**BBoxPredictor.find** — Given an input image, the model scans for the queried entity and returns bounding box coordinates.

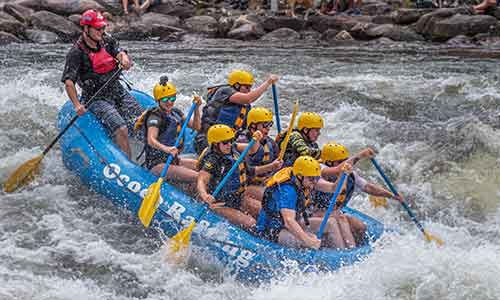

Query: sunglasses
[311,176,321,183]
[220,139,234,145]
[261,122,274,129]
[93,26,106,32]
[159,96,176,103]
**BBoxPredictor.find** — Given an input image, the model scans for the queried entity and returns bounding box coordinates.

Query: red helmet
[80,10,107,28]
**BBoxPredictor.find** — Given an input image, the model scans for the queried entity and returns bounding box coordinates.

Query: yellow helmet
[207,124,235,145]
[247,107,273,126]
[321,143,349,162]
[153,80,176,101]
[297,112,324,130]
[292,156,321,177]
[228,70,254,87]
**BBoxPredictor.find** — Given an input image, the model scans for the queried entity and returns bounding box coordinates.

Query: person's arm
[62,49,86,116]
[146,126,178,157]
[316,162,353,193]
[64,80,86,116]
[281,209,320,249]
[187,95,202,132]
[229,75,279,105]
[235,130,263,155]
[197,170,217,205]
[363,183,404,203]
[109,37,131,70]
[254,159,283,176]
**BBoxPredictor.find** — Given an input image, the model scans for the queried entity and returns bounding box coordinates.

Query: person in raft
[256,156,353,250]
[134,77,202,182]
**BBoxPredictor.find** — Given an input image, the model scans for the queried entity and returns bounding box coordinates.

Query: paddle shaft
[43,67,123,156]
[159,101,198,178]
[317,172,347,239]
[370,158,427,235]
[278,100,298,161]
[272,84,281,133]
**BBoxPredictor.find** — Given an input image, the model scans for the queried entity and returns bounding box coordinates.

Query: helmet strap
[83,27,100,46]
[233,83,241,91]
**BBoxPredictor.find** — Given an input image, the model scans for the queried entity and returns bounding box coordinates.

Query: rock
[301,30,321,41]
[40,0,104,15]
[415,7,468,37]
[308,15,372,32]
[24,28,60,43]
[361,2,392,16]
[141,12,181,36]
[430,14,497,41]
[111,20,149,40]
[320,28,339,41]
[150,0,195,19]
[349,21,378,39]
[260,15,305,32]
[446,34,473,45]
[364,23,424,41]
[335,30,353,40]
[31,10,81,41]
[94,0,122,15]
[0,19,27,36]
[0,11,18,22]
[218,16,235,37]
[392,8,433,25]
[260,27,300,41]
[365,23,395,38]
[184,15,218,37]
[368,36,396,45]
[227,23,263,40]
[68,14,80,26]
[13,0,42,11]
[0,31,22,44]
[372,14,394,24]
[3,3,34,24]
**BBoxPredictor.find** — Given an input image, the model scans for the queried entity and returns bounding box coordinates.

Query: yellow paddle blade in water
[138,178,163,227]
[424,230,444,246]
[3,155,43,193]
[168,220,196,256]
[368,195,388,208]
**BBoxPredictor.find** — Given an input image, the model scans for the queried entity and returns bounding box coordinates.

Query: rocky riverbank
[1,0,500,47]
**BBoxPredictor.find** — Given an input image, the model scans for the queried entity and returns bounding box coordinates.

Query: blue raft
[58,89,384,282]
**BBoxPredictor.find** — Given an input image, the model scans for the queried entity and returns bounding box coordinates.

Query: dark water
[0,40,499,299]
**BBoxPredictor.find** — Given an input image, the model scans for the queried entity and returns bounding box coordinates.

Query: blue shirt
[256,182,298,233]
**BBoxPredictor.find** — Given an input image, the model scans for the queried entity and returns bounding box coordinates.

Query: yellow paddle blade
[3,155,44,193]
[168,220,196,256]
[368,195,388,208]
[278,99,299,161]
[138,178,163,227]
[424,230,444,246]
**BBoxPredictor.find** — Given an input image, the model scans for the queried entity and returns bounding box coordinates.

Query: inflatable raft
[58,89,385,282]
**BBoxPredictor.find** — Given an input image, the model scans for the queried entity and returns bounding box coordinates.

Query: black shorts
[219,192,242,209]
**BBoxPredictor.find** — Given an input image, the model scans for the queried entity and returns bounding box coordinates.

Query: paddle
[370,158,444,246]
[272,84,281,133]
[317,172,347,239]
[278,99,299,161]
[3,67,123,193]
[168,138,257,255]
[138,100,199,227]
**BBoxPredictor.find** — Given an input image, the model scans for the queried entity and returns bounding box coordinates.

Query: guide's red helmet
[80,10,107,28]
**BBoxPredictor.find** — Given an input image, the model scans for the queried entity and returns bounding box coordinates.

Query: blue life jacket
[202,85,250,132]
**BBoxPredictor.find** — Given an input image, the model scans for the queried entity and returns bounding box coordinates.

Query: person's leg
[244,185,265,202]
[278,228,306,248]
[240,193,261,219]
[178,158,198,171]
[115,126,132,158]
[213,207,256,230]
[122,0,129,14]
[473,0,495,13]
[306,217,347,249]
[336,213,356,248]
[116,91,144,158]
[150,163,199,182]
[346,215,367,244]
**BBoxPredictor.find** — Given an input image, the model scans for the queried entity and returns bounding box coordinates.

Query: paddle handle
[317,172,347,239]
[44,67,123,156]
[370,158,426,235]
[159,101,198,178]
[212,139,256,198]
[272,84,281,133]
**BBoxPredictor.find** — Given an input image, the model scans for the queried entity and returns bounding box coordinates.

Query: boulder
[3,3,34,24]
[430,14,497,41]
[0,19,27,36]
[150,0,195,19]
[40,0,104,15]
[349,21,378,39]
[218,16,235,37]
[111,20,149,40]
[446,34,473,45]
[301,30,321,41]
[140,12,181,36]
[308,15,371,32]
[260,27,300,41]
[24,28,60,43]
[415,7,469,37]
[227,23,263,40]
[94,0,122,15]
[0,11,18,22]
[0,31,22,44]
[68,14,81,26]
[372,14,394,24]
[391,8,433,25]
[320,28,339,41]
[367,36,396,45]
[13,0,42,11]
[335,30,354,40]
[31,10,81,41]
[364,23,424,41]
[361,2,392,16]
[184,15,218,37]
[260,15,305,32]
